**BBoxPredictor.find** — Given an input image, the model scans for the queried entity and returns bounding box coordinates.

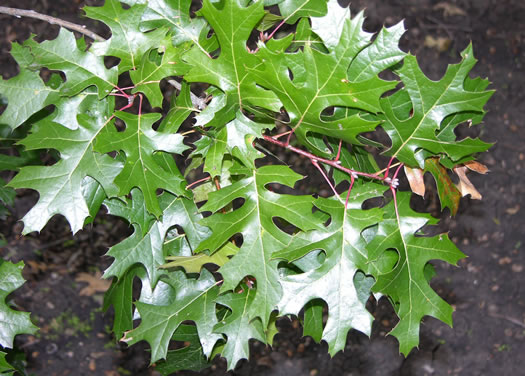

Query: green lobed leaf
[196,165,327,325]
[213,288,266,370]
[273,183,384,355]
[130,39,191,108]
[84,0,168,73]
[15,28,118,98]
[123,269,220,363]
[251,9,396,156]
[380,45,494,167]
[8,94,122,234]
[95,111,188,217]
[0,260,38,348]
[0,69,60,130]
[104,194,211,287]
[365,192,465,355]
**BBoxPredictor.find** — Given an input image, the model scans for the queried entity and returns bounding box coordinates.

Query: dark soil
[1,0,524,375]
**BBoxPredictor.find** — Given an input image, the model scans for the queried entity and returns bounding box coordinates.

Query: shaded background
[0,0,524,375]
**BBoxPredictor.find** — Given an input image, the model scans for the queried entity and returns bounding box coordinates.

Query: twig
[214,176,221,190]
[424,16,472,32]
[186,175,211,190]
[263,135,386,182]
[266,19,287,42]
[0,6,105,42]
[375,162,401,177]
[311,159,340,199]
[488,312,525,329]
[344,175,355,210]
[167,79,207,110]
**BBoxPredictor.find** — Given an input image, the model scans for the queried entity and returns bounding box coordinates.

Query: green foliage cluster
[0,0,492,372]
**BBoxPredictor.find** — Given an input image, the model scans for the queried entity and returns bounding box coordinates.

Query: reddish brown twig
[262,134,403,210]
[311,159,339,197]
[186,176,212,190]
[263,135,386,182]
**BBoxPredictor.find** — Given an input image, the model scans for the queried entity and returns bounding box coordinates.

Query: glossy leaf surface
[0,0,493,372]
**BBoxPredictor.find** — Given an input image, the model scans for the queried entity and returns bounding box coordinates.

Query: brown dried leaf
[26,260,49,273]
[454,166,482,200]
[75,271,111,296]
[433,2,467,17]
[424,36,452,52]
[505,205,520,215]
[464,160,489,174]
[404,166,426,197]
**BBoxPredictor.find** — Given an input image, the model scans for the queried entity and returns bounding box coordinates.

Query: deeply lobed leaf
[366,192,465,355]
[0,0,493,371]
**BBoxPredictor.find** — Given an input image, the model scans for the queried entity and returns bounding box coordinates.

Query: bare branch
[0,6,105,42]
